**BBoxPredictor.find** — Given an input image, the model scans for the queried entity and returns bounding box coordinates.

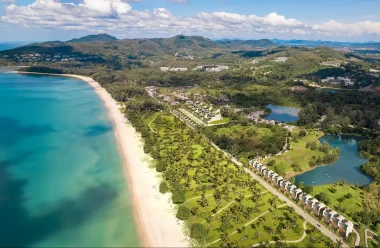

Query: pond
[295,135,374,186]
[265,104,300,122]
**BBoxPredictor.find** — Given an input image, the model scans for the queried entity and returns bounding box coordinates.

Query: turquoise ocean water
[0,73,139,247]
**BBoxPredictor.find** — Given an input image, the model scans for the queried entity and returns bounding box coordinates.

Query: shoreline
[15,71,189,247]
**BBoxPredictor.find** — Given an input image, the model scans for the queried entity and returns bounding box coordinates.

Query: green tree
[176,206,191,220]
[159,182,169,194]
[190,223,208,239]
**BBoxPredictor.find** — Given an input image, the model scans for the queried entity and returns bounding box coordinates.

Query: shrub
[299,130,307,137]
[315,192,330,205]
[302,185,313,194]
[176,206,191,220]
[345,193,353,199]
[156,162,167,172]
[159,182,169,194]
[267,160,276,166]
[329,187,337,193]
[190,223,208,239]
[172,190,186,204]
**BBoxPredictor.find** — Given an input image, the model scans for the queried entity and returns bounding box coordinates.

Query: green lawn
[312,184,363,220]
[263,129,325,178]
[208,118,230,125]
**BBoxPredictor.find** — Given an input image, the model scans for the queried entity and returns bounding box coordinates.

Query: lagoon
[265,104,300,122]
[0,73,139,247]
[295,135,373,186]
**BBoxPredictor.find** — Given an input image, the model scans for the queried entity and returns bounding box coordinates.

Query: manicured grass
[312,184,363,220]
[263,129,325,178]
[208,118,230,125]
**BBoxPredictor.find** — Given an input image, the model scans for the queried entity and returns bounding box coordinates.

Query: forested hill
[216,39,275,48]
[0,35,278,60]
[67,34,118,43]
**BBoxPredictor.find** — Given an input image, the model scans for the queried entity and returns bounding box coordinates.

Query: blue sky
[1,0,380,42]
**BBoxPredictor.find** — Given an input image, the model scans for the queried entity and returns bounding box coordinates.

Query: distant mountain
[216,39,275,48]
[67,34,118,43]
[272,38,380,49]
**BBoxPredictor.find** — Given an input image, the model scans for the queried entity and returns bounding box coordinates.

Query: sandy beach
[14,72,189,247]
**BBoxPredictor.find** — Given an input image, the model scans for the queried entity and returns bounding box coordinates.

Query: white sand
[15,72,189,247]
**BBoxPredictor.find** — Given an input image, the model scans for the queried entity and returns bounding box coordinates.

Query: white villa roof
[341,219,353,226]
[316,202,326,208]
[335,215,345,221]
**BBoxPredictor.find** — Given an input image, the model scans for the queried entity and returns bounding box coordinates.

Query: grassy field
[208,118,230,125]
[263,128,326,178]
[137,111,332,247]
[312,184,364,220]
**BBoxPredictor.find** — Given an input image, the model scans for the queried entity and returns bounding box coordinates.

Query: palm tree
[336,239,343,248]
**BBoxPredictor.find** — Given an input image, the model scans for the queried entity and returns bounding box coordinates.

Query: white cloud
[1,0,380,40]
[168,0,188,4]
[313,20,380,36]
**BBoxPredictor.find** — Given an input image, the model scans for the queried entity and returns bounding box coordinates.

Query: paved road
[365,228,378,248]
[353,228,360,247]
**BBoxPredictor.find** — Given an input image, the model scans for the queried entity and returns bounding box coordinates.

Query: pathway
[148,115,159,134]
[251,221,308,247]
[211,191,269,217]
[365,228,379,248]
[183,194,213,204]
[352,228,360,247]
[206,204,288,247]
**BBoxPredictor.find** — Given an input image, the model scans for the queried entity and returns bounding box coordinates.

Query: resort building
[291,188,303,200]
[259,166,267,175]
[339,219,354,237]
[299,193,312,206]
[276,176,284,186]
[280,181,291,192]
[286,184,296,194]
[312,202,326,216]
[323,208,337,224]
[270,173,278,185]
[306,198,319,211]
[332,214,345,230]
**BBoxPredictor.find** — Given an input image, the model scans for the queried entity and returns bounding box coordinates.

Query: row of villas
[249,160,354,237]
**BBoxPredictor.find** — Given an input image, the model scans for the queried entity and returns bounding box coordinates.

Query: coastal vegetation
[123,106,331,246]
